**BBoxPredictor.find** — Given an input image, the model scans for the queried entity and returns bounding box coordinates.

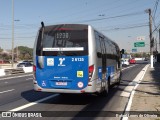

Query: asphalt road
[0,61,148,120]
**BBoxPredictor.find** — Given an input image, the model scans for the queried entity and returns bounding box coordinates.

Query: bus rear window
[36,25,88,56]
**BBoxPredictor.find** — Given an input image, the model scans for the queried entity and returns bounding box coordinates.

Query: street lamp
[11,0,19,67]
[11,0,14,68]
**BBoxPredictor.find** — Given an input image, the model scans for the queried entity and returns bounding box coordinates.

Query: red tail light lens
[33,65,36,80]
[33,65,36,71]
[89,65,94,81]
[89,65,94,73]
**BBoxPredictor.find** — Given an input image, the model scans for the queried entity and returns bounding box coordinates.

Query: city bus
[33,23,121,96]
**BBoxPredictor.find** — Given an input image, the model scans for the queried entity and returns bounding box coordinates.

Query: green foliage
[0,47,3,52]
[0,46,33,61]
[16,46,33,60]
[131,52,150,58]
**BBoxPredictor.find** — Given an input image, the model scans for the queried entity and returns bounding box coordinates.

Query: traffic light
[120,49,125,58]
[121,49,125,54]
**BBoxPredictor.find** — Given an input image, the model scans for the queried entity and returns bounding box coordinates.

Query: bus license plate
[56,82,67,86]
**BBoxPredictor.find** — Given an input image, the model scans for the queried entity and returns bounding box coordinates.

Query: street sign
[134,42,145,47]
[137,36,145,41]
[132,48,137,52]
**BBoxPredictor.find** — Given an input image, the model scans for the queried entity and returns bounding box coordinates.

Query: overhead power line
[152,20,160,33]
[101,24,148,32]
[152,0,160,32]
[0,36,36,39]
[75,11,145,23]
[152,0,159,19]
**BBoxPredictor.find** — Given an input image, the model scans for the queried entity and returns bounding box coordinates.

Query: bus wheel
[100,79,110,97]
[117,72,122,85]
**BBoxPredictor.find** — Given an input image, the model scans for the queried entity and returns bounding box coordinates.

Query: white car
[17,62,33,68]
[121,59,130,66]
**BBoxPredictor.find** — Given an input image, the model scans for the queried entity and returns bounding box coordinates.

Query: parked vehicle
[144,57,149,61]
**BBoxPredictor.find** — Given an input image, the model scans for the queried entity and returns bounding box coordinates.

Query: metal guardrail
[5,68,24,75]
[0,63,33,76]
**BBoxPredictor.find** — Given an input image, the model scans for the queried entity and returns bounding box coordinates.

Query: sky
[0,0,160,53]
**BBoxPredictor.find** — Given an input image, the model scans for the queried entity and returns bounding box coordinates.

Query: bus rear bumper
[33,80,97,94]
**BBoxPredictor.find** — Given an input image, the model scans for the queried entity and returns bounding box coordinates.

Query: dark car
[144,57,149,61]
[22,60,33,65]
[17,62,33,68]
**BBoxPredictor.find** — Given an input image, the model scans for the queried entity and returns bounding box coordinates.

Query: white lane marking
[123,86,134,92]
[0,74,32,81]
[0,89,15,94]
[122,64,149,120]
[122,64,137,71]
[9,94,59,111]
[120,86,134,98]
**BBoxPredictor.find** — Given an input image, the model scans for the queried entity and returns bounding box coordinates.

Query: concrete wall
[135,58,144,60]
[0,66,33,76]
[0,69,5,76]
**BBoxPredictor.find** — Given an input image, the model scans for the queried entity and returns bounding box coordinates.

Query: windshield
[36,24,88,56]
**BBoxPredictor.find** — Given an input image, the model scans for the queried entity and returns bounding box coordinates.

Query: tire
[117,72,122,85]
[100,79,110,97]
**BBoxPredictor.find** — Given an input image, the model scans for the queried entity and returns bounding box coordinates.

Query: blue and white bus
[33,23,121,95]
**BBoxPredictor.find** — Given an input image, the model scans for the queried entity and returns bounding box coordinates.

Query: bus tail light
[89,65,94,81]
[33,65,36,80]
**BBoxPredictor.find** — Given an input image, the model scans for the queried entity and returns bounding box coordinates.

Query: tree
[134,53,141,57]
[0,47,3,52]
[16,46,33,60]
[24,53,31,60]
[0,53,11,61]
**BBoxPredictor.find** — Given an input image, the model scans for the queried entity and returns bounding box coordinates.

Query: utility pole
[155,38,157,52]
[11,0,14,68]
[159,29,160,52]
[146,9,154,68]
[17,46,18,61]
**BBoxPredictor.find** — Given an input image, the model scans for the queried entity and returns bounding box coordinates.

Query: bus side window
[95,32,102,58]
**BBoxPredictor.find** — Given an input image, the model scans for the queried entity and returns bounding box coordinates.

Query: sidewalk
[129,62,160,120]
